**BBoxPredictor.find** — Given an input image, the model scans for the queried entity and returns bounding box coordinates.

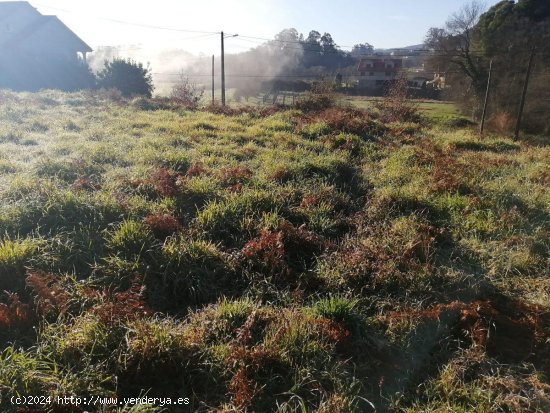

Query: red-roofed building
[357,57,403,90]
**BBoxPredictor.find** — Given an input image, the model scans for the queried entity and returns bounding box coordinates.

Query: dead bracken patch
[144,213,181,239]
[219,165,253,186]
[241,221,329,276]
[150,167,180,197]
[26,270,72,317]
[71,177,101,191]
[0,293,33,330]
[87,275,151,324]
[299,106,386,138]
[382,295,549,364]
[186,162,209,177]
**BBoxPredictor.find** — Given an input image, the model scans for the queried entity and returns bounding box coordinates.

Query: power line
[33,3,218,34]
[31,2,550,59]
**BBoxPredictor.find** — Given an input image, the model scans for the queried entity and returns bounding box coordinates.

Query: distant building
[426,73,446,90]
[408,76,430,89]
[0,1,92,60]
[357,57,403,90]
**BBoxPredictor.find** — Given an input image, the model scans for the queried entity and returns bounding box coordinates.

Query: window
[385,72,392,77]
[369,72,374,76]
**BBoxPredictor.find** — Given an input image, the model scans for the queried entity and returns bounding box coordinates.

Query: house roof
[43,16,93,52]
[0,1,38,25]
[0,1,35,13]
[0,1,92,53]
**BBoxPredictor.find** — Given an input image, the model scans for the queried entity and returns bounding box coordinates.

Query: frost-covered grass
[0,89,548,412]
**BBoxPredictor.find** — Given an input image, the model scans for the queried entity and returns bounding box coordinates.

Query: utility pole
[514,46,536,140]
[220,32,238,107]
[221,31,226,106]
[479,59,493,136]
[211,55,215,105]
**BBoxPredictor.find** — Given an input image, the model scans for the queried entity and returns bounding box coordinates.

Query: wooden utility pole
[221,31,226,106]
[514,46,536,140]
[220,32,238,107]
[211,55,215,105]
[479,59,493,136]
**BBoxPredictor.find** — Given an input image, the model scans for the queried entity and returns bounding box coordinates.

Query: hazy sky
[33,0,503,54]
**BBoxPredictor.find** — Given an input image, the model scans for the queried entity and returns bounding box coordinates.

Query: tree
[274,28,303,48]
[97,58,154,98]
[320,33,337,55]
[425,0,550,132]
[425,1,487,99]
[516,0,550,21]
[351,43,374,57]
[474,0,550,132]
[303,30,323,68]
[305,31,322,47]
[424,1,490,120]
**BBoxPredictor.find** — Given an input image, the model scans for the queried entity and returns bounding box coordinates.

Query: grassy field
[232,92,466,126]
[343,96,463,123]
[0,90,548,412]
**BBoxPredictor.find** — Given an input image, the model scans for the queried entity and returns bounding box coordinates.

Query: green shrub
[97,58,154,98]
[44,314,114,364]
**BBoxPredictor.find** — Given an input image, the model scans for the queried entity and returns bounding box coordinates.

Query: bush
[97,58,154,98]
[316,107,387,138]
[374,75,422,124]
[170,73,204,109]
[294,81,337,112]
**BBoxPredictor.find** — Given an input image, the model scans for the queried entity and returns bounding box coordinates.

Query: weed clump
[317,107,387,138]
[106,220,157,260]
[148,237,232,310]
[26,270,72,318]
[239,221,329,295]
[0,238,42,292]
